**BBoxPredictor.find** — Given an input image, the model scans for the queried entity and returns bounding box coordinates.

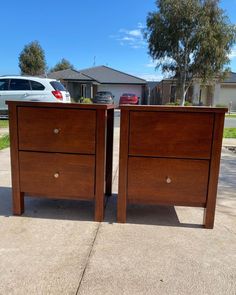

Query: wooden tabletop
[119,105,228,113]
[6,101,116,110]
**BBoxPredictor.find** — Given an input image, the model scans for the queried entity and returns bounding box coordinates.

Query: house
[49,66,147,104]
[150,72,236,110]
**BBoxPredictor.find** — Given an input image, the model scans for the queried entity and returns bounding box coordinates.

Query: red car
[119,93,139,105]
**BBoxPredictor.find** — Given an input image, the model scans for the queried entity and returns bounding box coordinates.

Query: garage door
[97,84,142,104]
[220,86,236,111]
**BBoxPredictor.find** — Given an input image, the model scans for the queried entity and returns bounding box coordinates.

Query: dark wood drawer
[129,111,214,159]
[18,107,96,154]
[128,157,209,206]
[19,152,95,199]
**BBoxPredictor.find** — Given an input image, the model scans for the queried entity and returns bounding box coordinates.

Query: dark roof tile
[79,65,146,84]
[48,69,93,81]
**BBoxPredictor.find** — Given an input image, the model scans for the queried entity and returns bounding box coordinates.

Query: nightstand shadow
[0,187,95,221]
[105,194,203,228]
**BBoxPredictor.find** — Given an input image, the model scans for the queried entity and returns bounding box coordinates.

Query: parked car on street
[93,91,114,104]
[0,76,71,118]
[119,93,139,105]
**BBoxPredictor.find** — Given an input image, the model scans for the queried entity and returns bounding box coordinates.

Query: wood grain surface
[18,107,96,154]
[19,152,95,199]
[129,111,214,159]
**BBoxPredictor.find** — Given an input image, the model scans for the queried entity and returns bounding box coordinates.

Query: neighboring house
[150,72,236,110]
[49,66,147,104]
[48,69,95,100]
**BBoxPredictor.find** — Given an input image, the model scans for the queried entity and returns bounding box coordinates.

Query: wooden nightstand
[7,101,115,221]
[118,105,227,228]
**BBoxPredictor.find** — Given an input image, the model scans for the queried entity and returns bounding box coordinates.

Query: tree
[145,0,236,105]
[50,58,74,72]
[19,41,46,76]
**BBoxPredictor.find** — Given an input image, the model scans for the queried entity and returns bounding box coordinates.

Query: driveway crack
[75,222,101,295]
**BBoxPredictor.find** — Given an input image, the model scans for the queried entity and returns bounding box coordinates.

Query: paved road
[225,117,236,128]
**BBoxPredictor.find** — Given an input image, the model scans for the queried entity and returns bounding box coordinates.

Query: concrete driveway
[0,116,236,295]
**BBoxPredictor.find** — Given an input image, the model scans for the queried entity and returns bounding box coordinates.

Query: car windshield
[50,81,66,91]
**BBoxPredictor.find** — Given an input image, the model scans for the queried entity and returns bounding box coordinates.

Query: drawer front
[129,111,214,159]
[128,157,209,205]
[18,107,96,154]
[19,152,95,199]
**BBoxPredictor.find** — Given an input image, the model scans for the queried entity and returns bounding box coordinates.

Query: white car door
[0,78,10,111]
[7,78,31,103]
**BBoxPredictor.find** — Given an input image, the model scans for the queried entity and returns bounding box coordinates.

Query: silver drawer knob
[53,128,60,134]
[166,177,171,184]
[54,172,59,178]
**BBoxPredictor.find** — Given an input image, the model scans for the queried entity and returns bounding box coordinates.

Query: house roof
[223,72,236,83]
[48,69,93,81]
[79,65,146,84]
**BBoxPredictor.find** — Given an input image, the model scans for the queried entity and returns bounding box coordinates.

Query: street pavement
[0,114,235,295]
[224,117,236,128]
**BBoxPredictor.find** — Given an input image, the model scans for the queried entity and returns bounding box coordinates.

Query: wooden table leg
[8,104,25,216]
[117,110,129,223]
[203,113,224,229]
[13,192,24,215]
[105,108,114,196]
[95,109,106,221]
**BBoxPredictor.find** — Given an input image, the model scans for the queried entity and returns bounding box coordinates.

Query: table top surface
[6,101,116,110]
[119,104,228,113]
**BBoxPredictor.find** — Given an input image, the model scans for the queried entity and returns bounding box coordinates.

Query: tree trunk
[179,71,187,106]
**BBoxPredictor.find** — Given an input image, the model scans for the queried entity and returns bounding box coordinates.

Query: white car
[0,76,71,118]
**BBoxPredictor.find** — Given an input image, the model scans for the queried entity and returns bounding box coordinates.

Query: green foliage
[0,120,9,128]
[80,97,93,104]
[166,100,192,106]
[50,58,74,72]
[166,102,179,106]
[19,41,46,75]
[224,128,236,138]
[145,0,236,105]
[215,104,227,108]
[184,101,192,106]
[0,134,10,150]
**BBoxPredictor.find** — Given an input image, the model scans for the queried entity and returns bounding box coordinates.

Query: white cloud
[229,46,236,59]
[128,29,142,37]
[145,60,157,68]
[121,36,135,41]
[135,73,163,81]
[112,24,147,49]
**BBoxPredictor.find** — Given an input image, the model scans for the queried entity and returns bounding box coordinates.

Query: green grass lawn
[225,114,236,118]
[224,128,236,138]
[0,120,9,128]
[0,134,10,150]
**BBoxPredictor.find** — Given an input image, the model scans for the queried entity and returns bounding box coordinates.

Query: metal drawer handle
[54,172,60,179]
[53,128,60,134]
[166,177,171,184]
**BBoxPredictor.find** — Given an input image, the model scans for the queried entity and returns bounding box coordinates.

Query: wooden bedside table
[118,105,227,228]
[7,101,115,222]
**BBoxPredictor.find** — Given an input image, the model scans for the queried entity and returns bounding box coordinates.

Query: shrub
[80,97,93,104]
[215,104,227,108]
[184,101,193,106]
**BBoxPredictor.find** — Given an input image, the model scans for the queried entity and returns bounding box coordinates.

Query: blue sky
[0,0,236,80]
